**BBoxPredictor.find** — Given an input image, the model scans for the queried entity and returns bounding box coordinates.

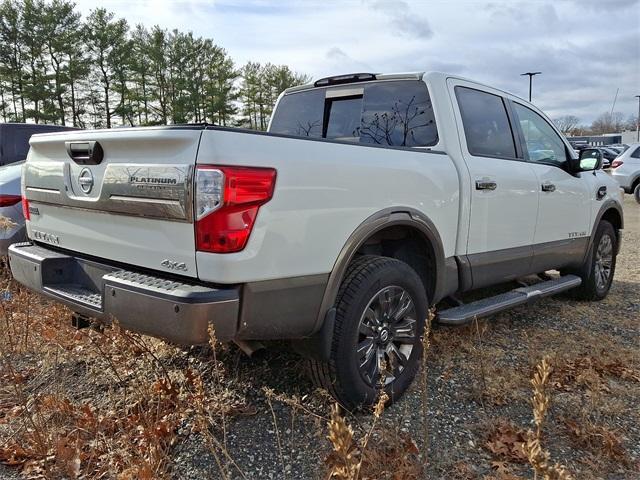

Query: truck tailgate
[23,128,202,278]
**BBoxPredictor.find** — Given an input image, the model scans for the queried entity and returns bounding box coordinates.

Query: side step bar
[437,275,582,325]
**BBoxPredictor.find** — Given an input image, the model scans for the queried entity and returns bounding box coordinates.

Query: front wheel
[308,256,428,410]
[570,220,617,300]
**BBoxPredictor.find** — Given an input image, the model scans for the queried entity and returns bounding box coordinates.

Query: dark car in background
[596,147,622,169]
[1,123,78,166]
[0,123,78,255]
[0,161,25,255]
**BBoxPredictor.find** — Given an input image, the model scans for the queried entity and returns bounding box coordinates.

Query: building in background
[621,130,639,144]
[567,134,622,146]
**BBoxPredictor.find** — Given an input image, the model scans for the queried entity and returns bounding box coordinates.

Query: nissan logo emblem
[78,168,94,194]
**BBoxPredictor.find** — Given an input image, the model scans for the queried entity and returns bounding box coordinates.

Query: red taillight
[611,160,623,169]
[0,194,22,208]
[22,197,30,221]
[195,166,276,253]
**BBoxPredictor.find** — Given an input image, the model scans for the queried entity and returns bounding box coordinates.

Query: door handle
[475,180,497,191]
[541,182,556,192]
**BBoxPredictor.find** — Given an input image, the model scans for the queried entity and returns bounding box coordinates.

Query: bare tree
[591,111,624,134]
[553,115,580,135]
[625,114,639,131]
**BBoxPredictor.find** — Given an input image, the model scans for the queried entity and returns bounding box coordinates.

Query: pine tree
[0,1,309,129]
[0,0,26,121]
[43,0,81,125]
[85,8,129,128]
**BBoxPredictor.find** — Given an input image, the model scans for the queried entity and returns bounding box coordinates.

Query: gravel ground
[1,195,638,480]
[170,194,639,479]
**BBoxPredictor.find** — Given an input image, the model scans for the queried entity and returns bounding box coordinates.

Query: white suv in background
[610,143,640,203]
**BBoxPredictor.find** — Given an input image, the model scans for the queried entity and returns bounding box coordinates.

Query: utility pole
[636,95,640,142]
[521,72,542,102]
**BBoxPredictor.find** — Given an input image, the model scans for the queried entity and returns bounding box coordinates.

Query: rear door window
[455,86,517,159]
[270,80,438,147]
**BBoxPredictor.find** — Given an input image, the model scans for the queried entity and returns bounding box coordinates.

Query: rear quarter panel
[195,129,460,283]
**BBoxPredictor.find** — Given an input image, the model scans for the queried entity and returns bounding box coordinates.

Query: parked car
[0,161,24,255]
[0,123,78,167]
[7,72,623,409]
[599,147,619,165]
[0,123,78,255]
[569,140,590,151]
[610,142,640,203]
[609,143,629,152]
[605,146,625,156]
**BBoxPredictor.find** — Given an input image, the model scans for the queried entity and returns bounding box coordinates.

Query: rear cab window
[269,80,438,147]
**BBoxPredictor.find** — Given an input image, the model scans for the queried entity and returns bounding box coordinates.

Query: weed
[522,357,572,480]
[420,307,434,459]
[326,402,359,480]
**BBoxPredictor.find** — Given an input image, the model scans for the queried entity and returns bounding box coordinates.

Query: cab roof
[283,71,524,103]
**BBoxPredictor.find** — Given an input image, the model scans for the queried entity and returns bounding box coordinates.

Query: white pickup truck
[8,72,623,409]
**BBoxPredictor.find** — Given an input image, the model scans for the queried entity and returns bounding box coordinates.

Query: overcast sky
[73,0,640,124]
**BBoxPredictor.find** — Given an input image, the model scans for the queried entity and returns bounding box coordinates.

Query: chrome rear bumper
[8,242,239,344]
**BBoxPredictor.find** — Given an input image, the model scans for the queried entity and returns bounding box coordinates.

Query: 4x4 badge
[78,168,94,194]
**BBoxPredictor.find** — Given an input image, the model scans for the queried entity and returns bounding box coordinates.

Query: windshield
[269,80,438,147]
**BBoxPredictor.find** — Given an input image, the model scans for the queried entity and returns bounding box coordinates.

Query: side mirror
[578,148,602,171]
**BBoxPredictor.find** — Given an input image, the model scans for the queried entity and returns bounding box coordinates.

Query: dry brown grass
[326,403,359,480]
[420,307,434,459]
[563,417,628,464]
[522,357,572,480]
[1,202,639,479]
[0,269,250,479]
[0,215,17,232]
[325,354,425,479]
[325,390,422,480]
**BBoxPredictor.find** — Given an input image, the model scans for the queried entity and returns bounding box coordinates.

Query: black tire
[634,182,640,204]
[571,220,617,301]
[308,255,428,410]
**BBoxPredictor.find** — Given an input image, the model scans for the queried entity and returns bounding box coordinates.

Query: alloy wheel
[594,234,613,291]
[356,286,418,387]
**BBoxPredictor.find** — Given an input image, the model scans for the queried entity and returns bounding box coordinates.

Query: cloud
[324,47,374,76]
[369,0,433,39]
[326,47,348,60]
[566,0,639,10]
[71,0,640,123]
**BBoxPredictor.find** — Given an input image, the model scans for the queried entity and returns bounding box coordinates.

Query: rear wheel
[570,220,617,300]
[309,255,427,410]
[633,182,640,204]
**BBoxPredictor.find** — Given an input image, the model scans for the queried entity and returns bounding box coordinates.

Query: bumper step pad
[45,284,102,309]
